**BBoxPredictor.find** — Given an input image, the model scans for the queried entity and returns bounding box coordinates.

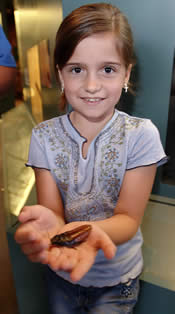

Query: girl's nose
[84,73,101,93]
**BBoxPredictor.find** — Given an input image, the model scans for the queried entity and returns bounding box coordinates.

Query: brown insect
[50,224,92,248]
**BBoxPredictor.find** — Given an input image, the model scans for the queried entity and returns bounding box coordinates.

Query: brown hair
[54,3,136,110]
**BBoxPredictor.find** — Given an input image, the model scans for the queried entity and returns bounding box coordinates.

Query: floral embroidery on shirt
[33,113,145,222]
[55,153,69,169]
[125,116,142,129]
[104,148,119,162]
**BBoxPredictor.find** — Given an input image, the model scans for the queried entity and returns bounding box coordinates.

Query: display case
[0,103,36,230]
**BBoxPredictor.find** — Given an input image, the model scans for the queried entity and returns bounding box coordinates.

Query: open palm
[48,221,116,282]
[15,206,116,281]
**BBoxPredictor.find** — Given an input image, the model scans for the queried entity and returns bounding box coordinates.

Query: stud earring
[124,82,128,93]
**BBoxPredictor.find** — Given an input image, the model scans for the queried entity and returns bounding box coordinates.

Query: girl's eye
[104,66,114,73]
[72,67,82,73]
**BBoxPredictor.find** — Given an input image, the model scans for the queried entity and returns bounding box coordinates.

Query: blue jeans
[44,267,140,314]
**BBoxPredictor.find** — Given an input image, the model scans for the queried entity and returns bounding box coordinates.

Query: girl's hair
[54,3,136,110]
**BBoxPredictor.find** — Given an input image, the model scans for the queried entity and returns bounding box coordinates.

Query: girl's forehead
[68,32,123,63]
[75,32,119,49]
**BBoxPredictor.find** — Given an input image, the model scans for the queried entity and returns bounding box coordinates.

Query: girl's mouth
[81,97,104,103]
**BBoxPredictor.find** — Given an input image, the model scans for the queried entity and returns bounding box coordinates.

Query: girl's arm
[15,168,66,263]
[34,168,65,227]
[94,164,157,244]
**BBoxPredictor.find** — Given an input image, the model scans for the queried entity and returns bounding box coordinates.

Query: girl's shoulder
[117,110,158,136]
[117,110,146,126]
[32,114,66,137]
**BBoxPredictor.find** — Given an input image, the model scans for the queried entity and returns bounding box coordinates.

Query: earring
[124,82,128,93]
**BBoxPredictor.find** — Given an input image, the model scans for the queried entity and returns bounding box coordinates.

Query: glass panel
[1,104,35,229]
[0,121,19,314]
[14,0,63,122]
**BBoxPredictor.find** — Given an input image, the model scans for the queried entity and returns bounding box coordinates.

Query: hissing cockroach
[51,224,92,248]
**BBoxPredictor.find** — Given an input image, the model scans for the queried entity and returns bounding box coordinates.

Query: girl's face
[59,32,132,123]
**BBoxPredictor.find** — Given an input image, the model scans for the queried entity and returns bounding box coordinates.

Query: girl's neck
[69,110,114,142]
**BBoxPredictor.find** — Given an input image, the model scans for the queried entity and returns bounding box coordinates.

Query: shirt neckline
[64,109,119,144]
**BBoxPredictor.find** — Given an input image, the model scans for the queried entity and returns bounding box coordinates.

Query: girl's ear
[125,64,132,83]
[57,67,64,89]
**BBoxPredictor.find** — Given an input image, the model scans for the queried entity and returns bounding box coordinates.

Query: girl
[15,3,167,313]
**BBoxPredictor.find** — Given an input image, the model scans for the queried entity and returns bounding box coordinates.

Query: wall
[62,0,175,199]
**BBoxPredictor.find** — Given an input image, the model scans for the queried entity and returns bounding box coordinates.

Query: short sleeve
[127,119,168,170]
[0,26,16,67]
[26,128,50,170]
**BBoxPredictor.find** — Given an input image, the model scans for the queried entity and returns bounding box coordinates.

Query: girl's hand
[15,210,116,282]
[48,222,117,282]
[14,205,64,264]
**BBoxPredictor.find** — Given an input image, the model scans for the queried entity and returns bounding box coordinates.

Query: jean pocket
[120,278,139,298]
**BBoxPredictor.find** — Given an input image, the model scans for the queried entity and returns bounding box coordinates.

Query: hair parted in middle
[54,2,136,110]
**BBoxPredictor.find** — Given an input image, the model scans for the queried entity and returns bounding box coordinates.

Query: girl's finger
[61,257,77,272]
[70,250,95,282]
[59,249,78,271]
[48,247,62,270]
[14,225,38,244]
[28,250,49,264]
[97,234,117,259]
[21,239,49,255]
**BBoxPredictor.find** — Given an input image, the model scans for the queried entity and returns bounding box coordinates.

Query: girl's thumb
[18,205,42,223]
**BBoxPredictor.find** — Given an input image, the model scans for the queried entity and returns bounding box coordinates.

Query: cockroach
[50,224,92,248]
